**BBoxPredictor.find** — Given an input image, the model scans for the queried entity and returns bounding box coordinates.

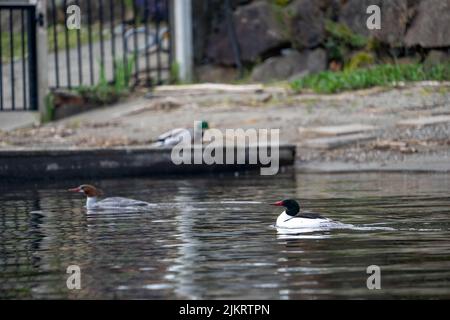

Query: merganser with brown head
[68,184,154,210]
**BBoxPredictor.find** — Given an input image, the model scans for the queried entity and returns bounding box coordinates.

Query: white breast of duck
[272,199,330,229]
[276,211,330,228]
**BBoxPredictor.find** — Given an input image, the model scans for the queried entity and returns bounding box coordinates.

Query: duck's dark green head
[200,121,209,130]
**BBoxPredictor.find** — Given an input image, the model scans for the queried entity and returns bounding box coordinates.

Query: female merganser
[272,199,331,229]
[68,184,154,210]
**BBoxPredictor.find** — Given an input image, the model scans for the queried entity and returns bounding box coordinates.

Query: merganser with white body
[272,199,331,229]
[68,184,154,210]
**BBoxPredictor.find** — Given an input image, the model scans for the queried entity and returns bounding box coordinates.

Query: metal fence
[0,4,38,111]
[48,0,171,90]
[0,0,171,112]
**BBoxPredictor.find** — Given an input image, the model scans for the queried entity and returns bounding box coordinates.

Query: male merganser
[272,199,331,229]
[153,120,209,147]
[68,184,154,210]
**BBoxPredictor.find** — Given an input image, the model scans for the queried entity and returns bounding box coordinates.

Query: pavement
[0,111,39,131]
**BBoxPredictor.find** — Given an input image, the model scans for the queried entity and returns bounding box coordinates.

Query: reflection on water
[1,172,450,299]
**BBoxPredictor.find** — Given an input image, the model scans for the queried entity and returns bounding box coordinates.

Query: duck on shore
[152,121,209,147]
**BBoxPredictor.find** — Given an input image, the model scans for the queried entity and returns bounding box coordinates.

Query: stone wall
[194,0,450,83]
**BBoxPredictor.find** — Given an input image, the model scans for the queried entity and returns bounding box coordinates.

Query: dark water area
[1,172,450,299]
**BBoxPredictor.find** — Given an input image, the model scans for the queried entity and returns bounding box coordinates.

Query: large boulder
[424,50,450,69]
[339,0,381,37]
[206,1,289,65]
[195,64,239,83]
[251,48,327,82]
[286,0,326,49]
[339,0,409,46]
[374,0,409,46]
[405,0,450,48]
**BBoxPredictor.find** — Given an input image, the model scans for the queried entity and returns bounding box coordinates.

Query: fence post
[173,0,193,83]
[33,0,49,121]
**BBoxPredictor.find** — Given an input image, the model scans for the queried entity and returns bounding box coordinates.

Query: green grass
[324,20,368,49]
[75,56,135,105]
[291,63,450,94]
[323,20,369,65]
[0,31,28,63]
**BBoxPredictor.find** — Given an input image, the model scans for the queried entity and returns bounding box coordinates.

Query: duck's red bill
[271,201,283,206]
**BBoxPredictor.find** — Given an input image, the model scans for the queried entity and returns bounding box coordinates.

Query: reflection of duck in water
[68,185,154,210]
[152,121,209,147]
[272,199,331,229]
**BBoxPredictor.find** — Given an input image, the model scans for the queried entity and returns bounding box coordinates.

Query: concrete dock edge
[0,145,295,180]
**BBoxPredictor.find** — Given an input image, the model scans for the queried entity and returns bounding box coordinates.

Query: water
[1,172,450,299]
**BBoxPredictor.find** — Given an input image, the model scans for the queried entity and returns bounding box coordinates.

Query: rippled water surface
[1,172,450,299]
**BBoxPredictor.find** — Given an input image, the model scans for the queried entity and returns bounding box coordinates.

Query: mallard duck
[153,121,209,147]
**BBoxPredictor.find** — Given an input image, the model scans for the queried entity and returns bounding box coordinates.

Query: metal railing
[48,0,171,90]
[0,4,38,111]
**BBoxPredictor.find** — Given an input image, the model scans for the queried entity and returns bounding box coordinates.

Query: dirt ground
[1,82,450,171]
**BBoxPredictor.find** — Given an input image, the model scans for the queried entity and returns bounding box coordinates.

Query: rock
[373,0,409,46]
[318,0,341,20]
[195,64,239,83]
[405,0,450,48]
[397,115,450,127]
[302,133,377,149]
[339,0,380,37]
[53,89,85,108]
[424,50,450,69]
[339,0,408,46]
[251,49,326,82]
[298,124,377,139]
[206,1,289,65]
[286,0,325,49]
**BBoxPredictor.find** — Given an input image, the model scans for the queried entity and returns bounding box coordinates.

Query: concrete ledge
[296,157,450,173]
[0,112,39,132]
[0,145,295,180]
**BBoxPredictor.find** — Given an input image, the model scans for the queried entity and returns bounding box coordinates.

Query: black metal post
[87,0,94,85]
[9,9,15,110]
[99,0,105,78]
[21,10,27,109]
[76,0,82,86]
[144,0,151,85]
[133,0,139,85]
[110,0,117,83]
[121,0,129,85]
[64,0,72,89]
[27,6,38,111]
[0,10,4,111]
[51,0,60,88]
